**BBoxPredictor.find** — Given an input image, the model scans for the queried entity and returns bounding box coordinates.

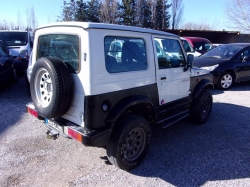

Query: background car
[193,43,250,90]
[0,40,17,87]
[0,31,34,73]
[182,36,213,54]
[180,37,201,57]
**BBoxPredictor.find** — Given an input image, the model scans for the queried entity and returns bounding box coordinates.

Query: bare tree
[181,19,212,30]
[99,0,118,24]
[26,7,31,30]
[17,11,25,30]
[30,6,38,31]
[224,0,250,33]
[26,6,38,31]
[181,18,222,31]
[171,0,183,29]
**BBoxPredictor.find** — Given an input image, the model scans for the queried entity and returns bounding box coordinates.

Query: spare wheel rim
[34,68,53,107]
[221,74,232,88]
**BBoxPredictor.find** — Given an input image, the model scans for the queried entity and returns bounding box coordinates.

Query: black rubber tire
[30,57,73,118]
[217,71,234,90]
[106,115,151,171]
[190,89,213,124]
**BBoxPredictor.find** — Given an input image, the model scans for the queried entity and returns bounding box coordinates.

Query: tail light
[18,50,29,60]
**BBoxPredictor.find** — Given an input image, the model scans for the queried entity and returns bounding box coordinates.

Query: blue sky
[0,0,230,30]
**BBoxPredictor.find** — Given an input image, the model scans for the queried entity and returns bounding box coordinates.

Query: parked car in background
[180,37,201,57]
[193,43,250,90]
[182,37,213,54]
[0,40,17,87]
[212,43,224,49]
[0,31,34,73]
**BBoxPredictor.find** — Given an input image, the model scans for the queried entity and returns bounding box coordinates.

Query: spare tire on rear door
[30,57,73,118]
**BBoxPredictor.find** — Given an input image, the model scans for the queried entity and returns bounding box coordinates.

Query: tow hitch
[46,129,59,140]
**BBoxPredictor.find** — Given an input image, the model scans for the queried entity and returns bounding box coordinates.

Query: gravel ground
[1,76,250,187]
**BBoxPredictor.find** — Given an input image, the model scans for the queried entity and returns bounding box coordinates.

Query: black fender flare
[192,79,213,98]
[105,95,154,123]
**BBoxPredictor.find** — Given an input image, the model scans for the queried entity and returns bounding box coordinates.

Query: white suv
[26,22,213,171]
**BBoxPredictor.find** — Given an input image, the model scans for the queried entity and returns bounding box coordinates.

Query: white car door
[153,35,190,105]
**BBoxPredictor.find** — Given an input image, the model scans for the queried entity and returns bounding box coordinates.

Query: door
[235,47,250,81]
[153,36,190,104]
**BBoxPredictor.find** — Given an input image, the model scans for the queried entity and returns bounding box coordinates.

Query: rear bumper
[26,103,112,147]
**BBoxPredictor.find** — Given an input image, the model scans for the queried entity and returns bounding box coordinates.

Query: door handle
[161,77,166,80]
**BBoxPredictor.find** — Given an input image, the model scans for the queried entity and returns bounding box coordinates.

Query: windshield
[202,45,244,59]
[181,39,195,52]
[0,32,28,46]
[193,41,212,52]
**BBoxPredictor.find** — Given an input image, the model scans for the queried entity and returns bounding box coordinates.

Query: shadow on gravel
[130,102,250,186]
[0,75,31,135]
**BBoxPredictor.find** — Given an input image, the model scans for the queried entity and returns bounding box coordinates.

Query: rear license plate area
[45,119,63,133]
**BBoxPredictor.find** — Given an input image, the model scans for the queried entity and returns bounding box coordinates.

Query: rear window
[0,32,28,46]
[193,42,212,51]
[37,34,80,72]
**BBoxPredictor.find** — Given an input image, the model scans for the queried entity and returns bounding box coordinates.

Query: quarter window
[104,36,148,73]
[37,34,80,72]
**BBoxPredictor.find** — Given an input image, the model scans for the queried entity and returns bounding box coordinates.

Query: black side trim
[50,118,112,147]
[191,75,213,98]
[84,84,159,129]
[155,97,192,123]
[105,95,155,123]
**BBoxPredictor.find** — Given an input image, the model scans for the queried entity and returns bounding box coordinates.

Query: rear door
[235,47,250,80]
[152,35,190,104]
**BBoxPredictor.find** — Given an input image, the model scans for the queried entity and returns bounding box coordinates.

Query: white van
[0,31,34,71]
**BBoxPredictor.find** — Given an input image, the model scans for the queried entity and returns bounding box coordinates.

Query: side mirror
[184,54,194,71]
[187,54,194,67]
[242,56,250,62]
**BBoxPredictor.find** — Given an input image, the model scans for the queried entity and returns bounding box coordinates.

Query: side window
[37,34,79,72]
[104,36,148,73]
[237,48,250,60]
[154,38,186,69]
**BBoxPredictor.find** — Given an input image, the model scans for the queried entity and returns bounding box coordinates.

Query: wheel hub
[122,127,146,161]
[35,68,53,107]
[201,97,211,118]
[221,74,232,88]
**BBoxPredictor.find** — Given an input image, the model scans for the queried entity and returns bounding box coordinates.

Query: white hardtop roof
[37,22,177,37]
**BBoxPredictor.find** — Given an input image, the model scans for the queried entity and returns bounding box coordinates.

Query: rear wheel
[190,89,213,124]
[106,115,151,171]
[217,71,234,90]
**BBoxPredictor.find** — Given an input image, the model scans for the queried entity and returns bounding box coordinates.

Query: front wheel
[217,71,234,90]
[106,115,151,171]
[190,89,213,124]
